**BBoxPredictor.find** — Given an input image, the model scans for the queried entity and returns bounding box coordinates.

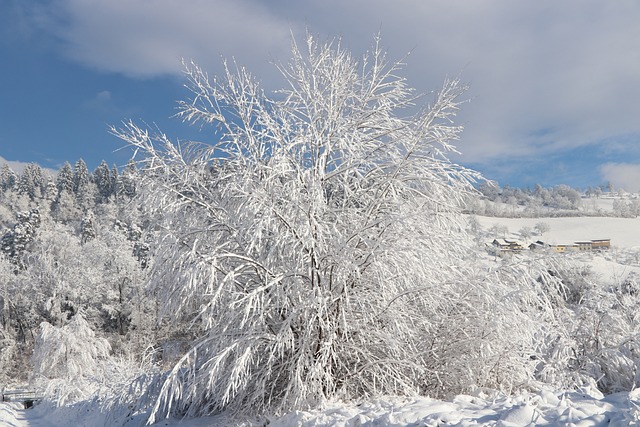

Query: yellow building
[591,239,611,250]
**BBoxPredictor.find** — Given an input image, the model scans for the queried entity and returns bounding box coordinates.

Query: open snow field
[4,387,640,426]
[270,389,640,426]
[475,216,640,250]
[475,215,640,286]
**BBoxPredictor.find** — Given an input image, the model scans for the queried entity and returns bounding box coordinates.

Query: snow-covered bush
[31,313,112,405]
[533,255,640,395]
[113,35,556,421]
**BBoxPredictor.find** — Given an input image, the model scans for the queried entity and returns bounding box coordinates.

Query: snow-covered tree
[0,165,160,395]
[466,215,481,235]
[1,208,41,269]
[81,213,96,244]
[31,312,112,404]
[112,35,553,421]
[0,257,41,385]
[93,160,112,202]
[56,162,75,195]
[73,159,90,195]
[110,164,120,198]
[535,221,550,236]
[593,186,603,198]
[93,229,151,338]
[44,179,58,202]
[17,163,44,200]
[478,180,499,199]
[32,312,110,379]
[613,199,632,218]
[550,185,581,210]
[0,164,17,191]
[76,181,98,212]
[630,199,640,218]
[607,182,615,193]
[519,226,533,240]
[51,189,80,224]
[120,160,138,198]
[533,256,640,395]
[489,223,509,238]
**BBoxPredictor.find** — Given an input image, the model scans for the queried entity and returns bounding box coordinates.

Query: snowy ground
[4,387,640,426]
[269,388,640,426]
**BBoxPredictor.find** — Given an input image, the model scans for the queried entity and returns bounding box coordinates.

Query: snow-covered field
[4,387,640,426]
[270,388,640,426]
[475,215,640,250]
[475,215,640,286]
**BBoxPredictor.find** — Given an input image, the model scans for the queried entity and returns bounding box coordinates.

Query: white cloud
[0,155,57,176]
[84,90,114,111]
[95,90,111,102]
[34,0,294,80]
[28,0,640,167]
[600,163,640,193]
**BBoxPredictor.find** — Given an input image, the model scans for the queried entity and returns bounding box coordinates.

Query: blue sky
[2,1,640,191]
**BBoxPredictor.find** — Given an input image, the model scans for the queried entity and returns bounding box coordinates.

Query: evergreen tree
[93,160,112,202]
[17,163,44,200]
[56,162,75,194]
[110,164,120,199]
[76,181,98,213]
[120,160,137,198]
[0,164,17,192]
[1,208,41,269]
[73,159,90,195]
[45,179,58,202]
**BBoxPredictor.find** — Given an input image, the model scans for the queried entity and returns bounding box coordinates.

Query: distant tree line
[468,181,640,218]
[0,158,138,205]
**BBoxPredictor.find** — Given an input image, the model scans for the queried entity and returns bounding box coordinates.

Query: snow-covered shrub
[31,313,112,405]
[575,283,640,394]
[533,255,640,395]
[113,35,555,421]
